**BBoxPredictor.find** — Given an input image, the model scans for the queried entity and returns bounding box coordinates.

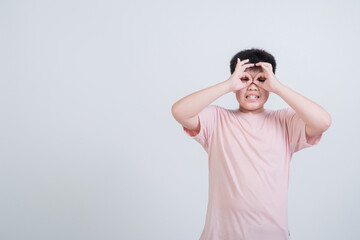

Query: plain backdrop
[1,0,359,239]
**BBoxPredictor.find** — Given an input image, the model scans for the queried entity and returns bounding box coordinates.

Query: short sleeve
[284,108,322,153]
[183,105,218,150]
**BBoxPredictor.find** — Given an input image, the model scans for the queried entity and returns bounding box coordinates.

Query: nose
[247,82,259,90]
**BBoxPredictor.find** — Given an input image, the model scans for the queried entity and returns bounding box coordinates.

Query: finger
[255,62,268,68]
[236,58,250,69]
[253,73,266,84]
[256,62,272,71]
[239,72,252,82]
[243,72,253,79]
[241,79,252,89]
[234,58,246,71]
[253,79,265,89]
[254,72,266,80]
[239,58,250,65]
[256,61,271,66]
[255,63,272,74]
[256,84,266,90]
[241,63,255,70]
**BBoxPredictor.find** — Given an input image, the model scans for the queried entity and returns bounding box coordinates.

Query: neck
[239,106,265,114]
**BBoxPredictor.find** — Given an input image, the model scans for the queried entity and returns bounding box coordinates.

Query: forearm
[275,84,332,130]
[172,80,231,120]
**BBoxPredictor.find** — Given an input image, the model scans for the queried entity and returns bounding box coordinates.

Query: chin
[239,101,266,112]
[241,102,265,109]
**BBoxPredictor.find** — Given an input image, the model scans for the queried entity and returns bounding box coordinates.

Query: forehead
[245,67,263,77]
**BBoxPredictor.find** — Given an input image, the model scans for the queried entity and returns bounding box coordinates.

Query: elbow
[171,103,180,120]
[321,112,332,131]
[310,112,332,133]
[325,112,332,129]
[172,102,191,123]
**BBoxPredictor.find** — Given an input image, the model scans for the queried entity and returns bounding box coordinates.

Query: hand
[253,62,283,93]
[226,58,255,93]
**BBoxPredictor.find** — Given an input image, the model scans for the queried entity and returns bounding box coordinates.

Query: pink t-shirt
[182,105,322,240]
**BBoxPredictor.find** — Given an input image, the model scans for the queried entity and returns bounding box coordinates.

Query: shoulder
[211,105,238,116]
[268,108,294,116]
[200,105,238,120]
[207,104,223,110]
[203,104,226,114]
[264,108,295,123]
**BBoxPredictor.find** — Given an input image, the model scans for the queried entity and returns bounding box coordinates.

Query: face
[235,68,270,113]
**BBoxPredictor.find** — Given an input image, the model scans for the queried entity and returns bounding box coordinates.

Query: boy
[171,48,331,240]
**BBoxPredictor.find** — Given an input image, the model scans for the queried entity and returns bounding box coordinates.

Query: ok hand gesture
[253,62,283,94]
[227,58,255,93]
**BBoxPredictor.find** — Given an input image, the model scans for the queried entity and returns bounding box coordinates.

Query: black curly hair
[230,48,277,74]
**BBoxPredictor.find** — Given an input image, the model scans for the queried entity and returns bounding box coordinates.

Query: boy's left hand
[253,62,283,94]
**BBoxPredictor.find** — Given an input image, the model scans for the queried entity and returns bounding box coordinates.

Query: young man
[171,48,331,240]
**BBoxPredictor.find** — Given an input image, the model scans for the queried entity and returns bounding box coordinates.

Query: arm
[254,62,332,138]
[171,80,230,131]
[171,58,254,131]
[275,84,332,137]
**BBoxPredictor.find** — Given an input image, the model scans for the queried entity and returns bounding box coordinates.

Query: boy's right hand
[226,58,255,93]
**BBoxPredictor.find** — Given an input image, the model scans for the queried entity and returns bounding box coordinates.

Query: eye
[258,78,266,82]
[241,78,249,81]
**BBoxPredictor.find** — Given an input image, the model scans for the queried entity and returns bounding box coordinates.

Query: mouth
[245,95,260,102]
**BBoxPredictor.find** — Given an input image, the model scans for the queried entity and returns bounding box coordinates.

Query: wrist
[274,83,286,95]
[222,78,233,93]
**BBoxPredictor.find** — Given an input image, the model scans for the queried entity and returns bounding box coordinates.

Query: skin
[230,58,332,137]
[234,67,270,114]
[172,58,332,138]
[228,58,272,114]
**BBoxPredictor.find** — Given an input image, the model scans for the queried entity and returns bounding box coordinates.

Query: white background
[1,0,359,239]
